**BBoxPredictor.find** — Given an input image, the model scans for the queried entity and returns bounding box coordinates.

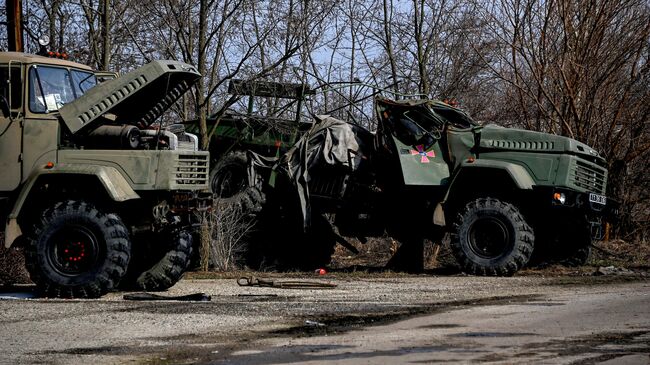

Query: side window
[71,70,97,96]
[0,65,23,109]
[28,67,46,113]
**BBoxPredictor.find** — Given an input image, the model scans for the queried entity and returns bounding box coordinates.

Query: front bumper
[531,187,618,240]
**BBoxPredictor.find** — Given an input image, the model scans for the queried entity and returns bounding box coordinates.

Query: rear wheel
[210,151,265,214]
[211,151,248,200]
[24,200,131,298]
[123,230,193,291]
[451,197,534,276]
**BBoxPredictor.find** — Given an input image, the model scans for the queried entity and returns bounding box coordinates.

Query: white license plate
[589,193,607,205]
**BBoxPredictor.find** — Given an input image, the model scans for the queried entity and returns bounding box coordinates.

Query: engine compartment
[66,121,199,151]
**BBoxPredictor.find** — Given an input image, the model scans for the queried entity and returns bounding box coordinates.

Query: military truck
[0,52,210,298]
[183,79,313,211]
[248,96,613,275]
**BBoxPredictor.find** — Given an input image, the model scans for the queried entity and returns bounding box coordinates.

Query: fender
[4,164,139,248]
[433,160,535,226]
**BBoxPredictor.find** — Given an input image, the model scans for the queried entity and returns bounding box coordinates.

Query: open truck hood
[59,60,200,135]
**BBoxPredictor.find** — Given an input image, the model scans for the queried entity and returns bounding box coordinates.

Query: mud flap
[4,218,22,248]
[433,203,446,226]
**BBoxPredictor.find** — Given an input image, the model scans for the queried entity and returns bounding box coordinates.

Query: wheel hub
[468,217,511,259]
[49,227,99,275]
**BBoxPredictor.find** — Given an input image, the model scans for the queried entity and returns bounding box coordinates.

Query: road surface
[0,275,648,364]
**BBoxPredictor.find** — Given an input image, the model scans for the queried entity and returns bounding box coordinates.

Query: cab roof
[0,52,93,70]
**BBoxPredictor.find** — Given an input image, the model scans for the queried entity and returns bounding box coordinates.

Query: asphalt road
[0,275,648,364]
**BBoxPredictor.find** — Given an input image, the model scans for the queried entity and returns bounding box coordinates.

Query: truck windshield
[28,66,96,113]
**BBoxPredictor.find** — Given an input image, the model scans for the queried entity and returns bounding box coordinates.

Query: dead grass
[590,239,650,270]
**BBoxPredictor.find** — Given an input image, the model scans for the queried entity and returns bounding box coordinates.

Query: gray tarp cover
[248,115,361,227]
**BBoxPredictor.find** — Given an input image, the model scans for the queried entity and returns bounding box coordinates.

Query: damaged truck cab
[0,52,210,298]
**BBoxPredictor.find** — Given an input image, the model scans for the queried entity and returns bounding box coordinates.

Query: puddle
[522,301,566,306]
[453,332,538,338]
[417,323,463,329]
[0,291,38,300]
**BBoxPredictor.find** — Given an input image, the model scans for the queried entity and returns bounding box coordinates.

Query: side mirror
[0,95,10,118]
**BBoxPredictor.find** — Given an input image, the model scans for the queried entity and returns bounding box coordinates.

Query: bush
[200,200,256,271]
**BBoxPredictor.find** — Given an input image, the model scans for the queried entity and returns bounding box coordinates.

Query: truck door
[381,104,450,186]
[0,63,23,191]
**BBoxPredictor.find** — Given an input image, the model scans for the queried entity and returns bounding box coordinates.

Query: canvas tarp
[248,115,361,227]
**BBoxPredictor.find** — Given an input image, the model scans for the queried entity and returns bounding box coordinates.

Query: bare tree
[481,0,650,239]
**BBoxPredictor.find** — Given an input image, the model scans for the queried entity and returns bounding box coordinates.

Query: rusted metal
[237,276,337,289]
[6,0,23,52]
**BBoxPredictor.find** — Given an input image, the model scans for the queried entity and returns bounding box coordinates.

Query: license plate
[589,193,607,205]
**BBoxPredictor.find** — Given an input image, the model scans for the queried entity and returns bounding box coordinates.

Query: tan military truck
[0,52,210,298]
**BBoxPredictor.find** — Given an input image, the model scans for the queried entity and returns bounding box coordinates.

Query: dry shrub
[591,239,650,269]
[330,234,458,271]
[201,200,256,271]
[0,234,30,285]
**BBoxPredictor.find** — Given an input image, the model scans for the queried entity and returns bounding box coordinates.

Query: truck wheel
[451,198,534,276]
[210,151,265,214]
[24,200,131,298]
[135,230,193,291]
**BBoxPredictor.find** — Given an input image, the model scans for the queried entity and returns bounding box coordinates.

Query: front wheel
[24,200,131,298]
[451,197,534,276]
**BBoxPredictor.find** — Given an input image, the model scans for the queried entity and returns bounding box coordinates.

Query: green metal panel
[57,149,210,191]
[8,163,140,220]
[457,159,536,189]
[21,118,58,182]
[478,152,558,185]
[394,136,450,186]
[0,114,22,190]
[479,124,605,163]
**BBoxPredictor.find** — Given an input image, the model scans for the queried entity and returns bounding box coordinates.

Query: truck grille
[174,154,209,187]
[570,160,606,194]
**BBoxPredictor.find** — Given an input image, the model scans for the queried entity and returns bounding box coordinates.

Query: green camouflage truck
[249,96,614,274]
[0,52,210,298]
[183,79,313,211]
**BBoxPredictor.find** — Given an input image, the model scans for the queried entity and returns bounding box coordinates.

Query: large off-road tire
[210,151,265,214]
[24,200,131,298]
[134,230,193,291]
[451,198,534,276]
